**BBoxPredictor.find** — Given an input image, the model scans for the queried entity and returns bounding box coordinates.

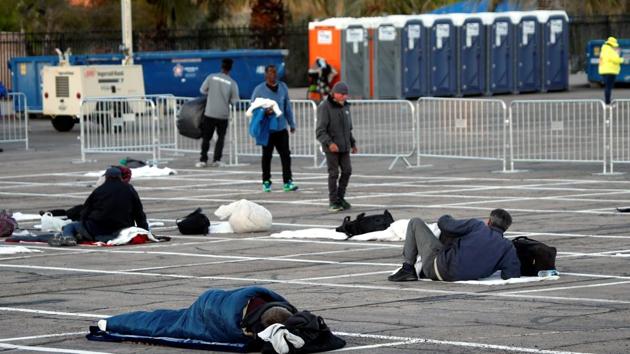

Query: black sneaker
[388,266,418,282]
[339,198,351,210]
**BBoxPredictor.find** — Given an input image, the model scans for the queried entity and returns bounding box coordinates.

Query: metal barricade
[0,92,28,150]
[154,95,198,155]
[343,100,416,169]
[610,99,630,173]
[230,99,318,167]
[80,97,157,162]
[508,99,608,173]
[416,98,507,170]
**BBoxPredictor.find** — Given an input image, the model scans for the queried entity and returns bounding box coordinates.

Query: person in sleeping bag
[96,286,297,349]
[47,167,148,247]
[388,208,520,282]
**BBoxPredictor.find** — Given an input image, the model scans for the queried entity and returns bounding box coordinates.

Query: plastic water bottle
[537,269,559,277]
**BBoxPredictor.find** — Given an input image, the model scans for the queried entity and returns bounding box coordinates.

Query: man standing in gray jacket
[196,58,240,168]
[316,82,357,212]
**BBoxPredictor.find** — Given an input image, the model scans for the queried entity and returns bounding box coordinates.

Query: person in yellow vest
[598,36,624,105]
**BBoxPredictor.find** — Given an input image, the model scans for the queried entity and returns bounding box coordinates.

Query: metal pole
[121,0,133,65]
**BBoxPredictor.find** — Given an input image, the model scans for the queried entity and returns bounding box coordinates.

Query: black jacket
[80,178,148,237]
[436,215,521,281]
[316,96,356,153]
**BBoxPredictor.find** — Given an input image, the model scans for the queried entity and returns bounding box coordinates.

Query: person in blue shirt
[250,65,298,193]
[0,81,7,99]
[388,209,520,282]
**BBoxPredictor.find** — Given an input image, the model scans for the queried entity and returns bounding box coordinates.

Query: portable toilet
[374,15,409,99]
[485,13,514,95]
[429,14,465,96]
[513,11,542,93]
[341,17,382,98]
[402,14,435,98]
[459,14,488,96]
[538,10,569,92]
[308,17,353,87]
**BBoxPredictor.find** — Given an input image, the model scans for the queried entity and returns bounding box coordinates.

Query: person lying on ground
[91,286,345,353]
[48,167,148,246]
[388,208,520,282]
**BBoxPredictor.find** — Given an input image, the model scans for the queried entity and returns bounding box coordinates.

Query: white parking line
[0,343,111,353]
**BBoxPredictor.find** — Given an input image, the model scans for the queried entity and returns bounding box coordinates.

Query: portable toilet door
[308,18,351,87]
[486,14,514,95]
[540,11,569,92]
[402,15,432,98]
[429,15,461,96]
[514,12,542,93]
[341,20,370,98]
[374,16,407,99]
[459,14,486,96]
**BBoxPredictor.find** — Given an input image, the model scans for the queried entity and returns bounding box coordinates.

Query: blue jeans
[62,221,82,237]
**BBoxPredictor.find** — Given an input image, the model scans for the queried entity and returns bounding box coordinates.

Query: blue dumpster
[402,15,432,98]
[75,50,286,99]
[8,56,60,113]
[514,12,542,93]
[487,13,514,95]
[586,39,630,84]
[9,50,287,112]
[540,11,569,92]
[458,14,487,96]
[429,14,464,96]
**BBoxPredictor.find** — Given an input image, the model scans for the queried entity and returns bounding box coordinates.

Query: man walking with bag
[196,58,240,168]
[316,82,357,212]
[251,65,298,192]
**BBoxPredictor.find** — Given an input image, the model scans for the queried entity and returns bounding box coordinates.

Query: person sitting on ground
[388,209,520,282]
[48,167,148,246]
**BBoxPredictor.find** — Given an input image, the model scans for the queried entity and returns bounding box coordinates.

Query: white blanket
[269,220,441,242]
[453,271,559,285]
[84,165,177,178]
[11,212,41,222]
[0,246,42,255]
[209,221,234,234]
[215,199,272,233]
[99,226,159,246]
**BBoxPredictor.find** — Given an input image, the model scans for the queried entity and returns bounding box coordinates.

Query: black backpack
[176,208,210,235]
[261,310,346,354]
[512,236,557,276]
[336,210,394,237]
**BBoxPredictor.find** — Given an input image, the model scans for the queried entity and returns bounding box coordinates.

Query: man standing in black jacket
[388,209,520,282]
[48,167,148,246]
[316,82,357,212]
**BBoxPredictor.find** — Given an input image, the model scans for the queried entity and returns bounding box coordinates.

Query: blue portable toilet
[402,15,433,98]
[485,13,514,95]
[539,10,569,92]
[8,56,60,113]
[429,14,464,96]
[459,14,487,96]
[513,11,542,93]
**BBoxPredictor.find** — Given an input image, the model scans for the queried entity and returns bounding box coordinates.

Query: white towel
[257,324,304,354]
[246,98,283,118]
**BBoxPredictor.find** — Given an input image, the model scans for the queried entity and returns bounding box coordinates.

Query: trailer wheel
[51,115,75,132]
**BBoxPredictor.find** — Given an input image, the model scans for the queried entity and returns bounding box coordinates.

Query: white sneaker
[195,161,207,168]
[209,161,225,167]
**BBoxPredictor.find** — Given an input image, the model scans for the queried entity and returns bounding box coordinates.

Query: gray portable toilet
[539,10,569,92]
[374,15,409,99]
[459,14,487,96]
[513,11,542,93]
[402,14,434,98]
[429,14,465,96]
[341,17,382,98]
[485,13,514,95]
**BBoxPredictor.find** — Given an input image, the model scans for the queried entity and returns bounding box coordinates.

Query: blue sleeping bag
[105,286,288,345]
